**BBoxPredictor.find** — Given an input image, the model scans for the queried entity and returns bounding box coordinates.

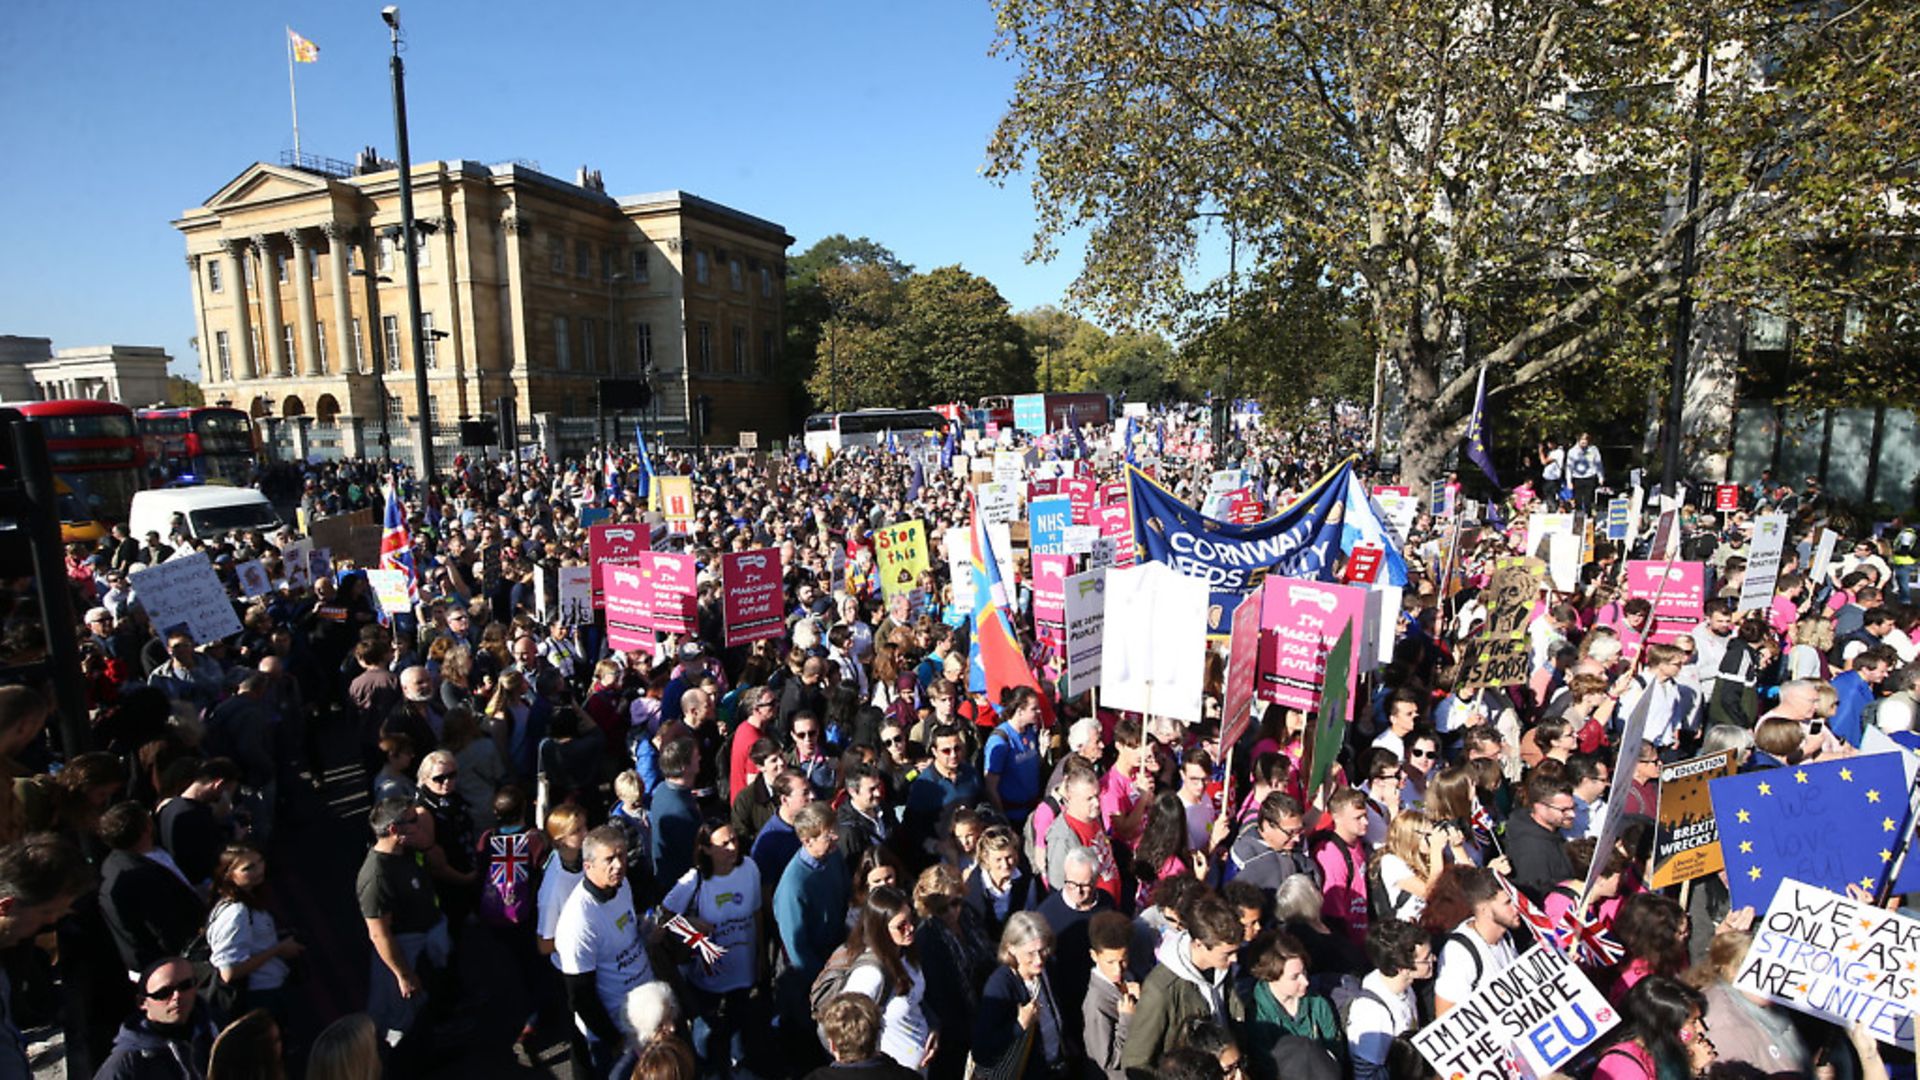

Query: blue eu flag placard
[1711,755,1914,912]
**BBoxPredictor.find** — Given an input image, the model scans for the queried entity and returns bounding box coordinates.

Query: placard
[875,519,929,597]
[1061,524,1099,555]
[1812,527,1840,583]
[603,564,653,652]
[1605,496,1631,541]
[1093,504,1135,569]
[634,550,699,635]
[1737,513,1789,614]
[945,526,975,612]
[1100,562,1208,723]
[1062,569,1106,697]
[976,481,1020,525]
[308,546,332,583]
[1715,484,1741,512]
[280,540,312,591]
[1429,479,1454,518]
[589,523,653,608]
[1028,497,1072,555]
[1255,577,1365,718]
[1455,558,1543,691]
[1344,543,1384,585]
[1735,879,1920,1047]
[657,475,695,535]
[556,566,593,626]
[1221,591,1261,749]
[1063,477,1097,524]
[721,548,786,645]
[234,559,272,599]
[1648,750,1738,889]
[130,552,245,644]
[366,569,412,620]
[1031,553,1072,643]
[1625,560,1708,645]
[1411,944,1619,1079]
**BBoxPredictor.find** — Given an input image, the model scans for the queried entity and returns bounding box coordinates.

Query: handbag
[964,983,1038,1080]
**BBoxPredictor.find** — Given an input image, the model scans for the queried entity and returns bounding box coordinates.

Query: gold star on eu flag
[1737,809,1751,823]
[1795,770,1810,783]
[1840,767,1855,781]
[1757,782,1772,796]
[1740,841,1754,854]
[1749,866,1763,880]
[1868,789,1882,803]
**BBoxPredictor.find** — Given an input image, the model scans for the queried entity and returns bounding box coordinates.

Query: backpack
[1366,857,1419,926]
[809,944,890,1026]
[477,827,542,928]
[1442,931,1485,989]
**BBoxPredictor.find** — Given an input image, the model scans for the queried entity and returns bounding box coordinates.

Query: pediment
[203,164,333,210]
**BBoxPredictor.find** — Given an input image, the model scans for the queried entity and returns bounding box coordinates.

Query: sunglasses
[432,772,457,784]
[794,731,819,740]
[147,978,196,1000]
[1409,749,1438,760]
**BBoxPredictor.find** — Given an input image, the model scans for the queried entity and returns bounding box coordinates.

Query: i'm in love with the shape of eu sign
[1411,944,1617,1079]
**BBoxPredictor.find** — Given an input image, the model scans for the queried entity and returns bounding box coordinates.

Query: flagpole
[285,28,302,160]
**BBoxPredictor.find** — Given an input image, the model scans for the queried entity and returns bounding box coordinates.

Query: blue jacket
[1831,671,1878,747]
[650,782,701,892]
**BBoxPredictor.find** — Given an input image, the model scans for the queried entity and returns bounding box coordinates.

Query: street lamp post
[351,266,394,459]
[1190,210,1238,460]
[607,271,626,447]
[1663,15,1713,501]
[382,6,434,485]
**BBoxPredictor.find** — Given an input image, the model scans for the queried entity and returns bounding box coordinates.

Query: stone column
[185,253,214,387]
[322,223,356,374]
[288,228,322,376]
[220,239,257,380]
[252,235,288,378]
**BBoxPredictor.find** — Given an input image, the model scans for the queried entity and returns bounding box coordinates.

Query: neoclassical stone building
[173,156,792,460]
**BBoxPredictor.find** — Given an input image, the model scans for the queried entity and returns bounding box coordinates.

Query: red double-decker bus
[7,399,148,525]
[135,406,258,487]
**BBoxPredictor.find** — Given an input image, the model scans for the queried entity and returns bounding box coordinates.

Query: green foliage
[165,375,205,407]
[1013,307,1185,402]
[901,266,1034,403]
[786,235,914,415]
[1181,257,1375,423]
[988,0,1920,482]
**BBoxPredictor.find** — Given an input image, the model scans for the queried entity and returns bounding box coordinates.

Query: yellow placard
[874,519,929,596]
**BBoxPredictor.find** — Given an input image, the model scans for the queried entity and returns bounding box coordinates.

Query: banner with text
[721,548,786,645]
[1412,944,1619,1079]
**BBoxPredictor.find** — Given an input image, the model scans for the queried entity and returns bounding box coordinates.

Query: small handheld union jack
[661,912,727,972]
[1470,800,1498,849]
[1497,873,1557,946]
[1555,907,1626,968]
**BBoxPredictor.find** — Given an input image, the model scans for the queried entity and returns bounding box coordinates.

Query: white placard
[945,527,975,612]
[281,540,312,591]
[129,552,244,644]
[1813,527,1841,585]
[234,560,272,599]
[977,482,1020,525]
[1088,536,1118,571]
[1099,562,1208,723]
[1738,513,1790,613]
[558,566,593,626]
[1061,524,1098,555]
[1735,878,1919,1047]
[1063,569,1106,697]
[309,547,332,582]
[1412,944,1620,1079]
[366,569,412,619]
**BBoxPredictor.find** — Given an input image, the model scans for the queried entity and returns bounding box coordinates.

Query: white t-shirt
[1347,970,1417,1080]
[538,852,584,951]
[1378,854,1426,920]
[661,860,761,993]
[554,878,654,1041]
[207,900,288,991]
[843,957,933,1069]
[1434,922,1518,1009]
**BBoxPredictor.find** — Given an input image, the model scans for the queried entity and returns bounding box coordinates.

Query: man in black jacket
[98,802,206,978]
[1505,773,1576,900]
[94,957,217,1080]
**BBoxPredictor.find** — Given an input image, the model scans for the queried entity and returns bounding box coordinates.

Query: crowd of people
[0,401,1916,1080]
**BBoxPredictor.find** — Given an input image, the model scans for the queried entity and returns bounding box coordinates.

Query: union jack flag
[1555,906,1626,967]
[379,484,417,602]
[485,830,533,898]
[1470,799,1498,848]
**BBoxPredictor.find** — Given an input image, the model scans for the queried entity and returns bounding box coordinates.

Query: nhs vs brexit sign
[1412,945,1618,1079]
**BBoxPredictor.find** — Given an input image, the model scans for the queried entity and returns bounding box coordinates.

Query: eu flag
[1710,753,1913,912]
[1465,363,1501,490]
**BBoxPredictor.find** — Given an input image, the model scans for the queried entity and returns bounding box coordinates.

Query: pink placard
[1256,577,1365,718]
[603,564,654,652]
[1222,592,1262,748]
[1028,478,1060,499]
[721,548,786,646]
[1094,505,1136,569]
[1031,553,1072,642]
[1626,560,1707,645]
[636,550,699,635]
[589,523,652,608]
[1064,477,1096,524]
[1098,481,1128,509]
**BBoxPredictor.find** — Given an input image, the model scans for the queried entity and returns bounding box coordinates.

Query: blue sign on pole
[1606,497,1630,541]
[1012,394,1047,435]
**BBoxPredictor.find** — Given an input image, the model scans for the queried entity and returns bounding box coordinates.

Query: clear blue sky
[0,0,1125,377]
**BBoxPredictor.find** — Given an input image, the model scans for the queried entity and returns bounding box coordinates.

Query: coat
[1120,947,1246,1079]
[100,850,206,974]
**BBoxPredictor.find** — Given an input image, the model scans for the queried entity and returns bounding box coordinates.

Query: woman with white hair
[1272,875,1368,995]
[971,911,1067,1079]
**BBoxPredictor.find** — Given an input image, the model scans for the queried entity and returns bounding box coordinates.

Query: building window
[419,313,436,368]
[249,330,261,376]
[602,249,614,283]
[582,316,597,371]
[729,259,743,292]
[282,326,296,371]
[311,252,321,280]
[636,322,652,371]
[316,322,329,373]
[244,256,257,289]
[383,315,401,371]
[575,240,590,277]
[276,253,289,284]
[732,325,747,374]
[387,393,403,423]
[697,322,712,372]
[216,331,232,381]
[760,266,772,298]
[695,250,710,286]
[555,316,571,370]
[762,329,776,375]
[428,397,441,424]
[351,318,366,373]
[379,236,394,272]
[413,236,429,268]
[631,249,649,284]
[207,259,223,293]
[549,235,565,274]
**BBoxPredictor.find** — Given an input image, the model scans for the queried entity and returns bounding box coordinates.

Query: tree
[786,235,913,416]
[900,266,1034,403]
[803,260,912,410]
[165,375,205,407]
[1181,257,1376,424]
[987,0,1920,484]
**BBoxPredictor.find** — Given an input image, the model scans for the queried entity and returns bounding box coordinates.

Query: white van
[127,487,283,543]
